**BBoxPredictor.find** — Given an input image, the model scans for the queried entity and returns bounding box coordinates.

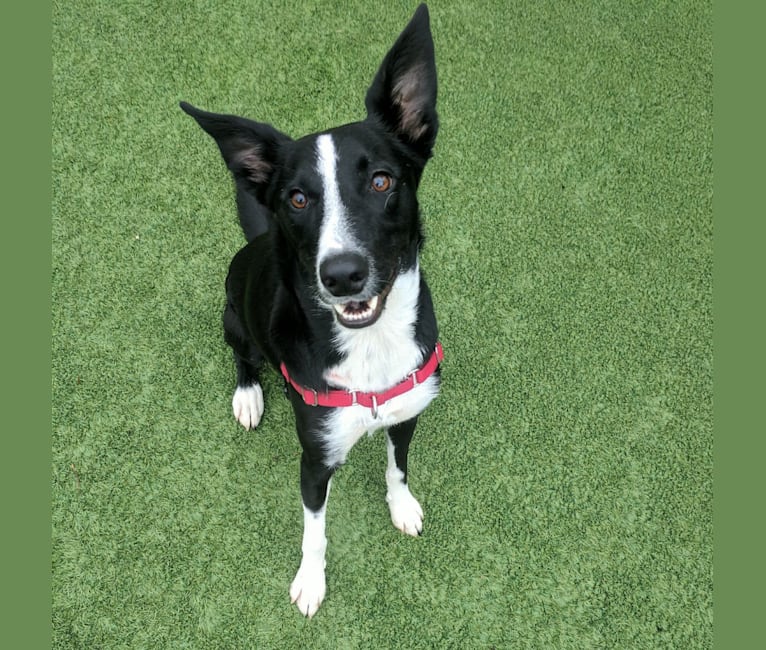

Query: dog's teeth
[331,294,381,324]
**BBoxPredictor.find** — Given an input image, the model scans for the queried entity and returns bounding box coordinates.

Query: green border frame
[714,1,763,647]
[1,3,52,648]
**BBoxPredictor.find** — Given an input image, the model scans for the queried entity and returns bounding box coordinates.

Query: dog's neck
[324,265,424,393]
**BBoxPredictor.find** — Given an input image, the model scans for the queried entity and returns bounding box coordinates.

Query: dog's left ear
[365,3,438,162]
[179,101,291,196]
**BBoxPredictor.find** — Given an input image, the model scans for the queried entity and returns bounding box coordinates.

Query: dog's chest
[321,375,439,467]
[317,267,438,465]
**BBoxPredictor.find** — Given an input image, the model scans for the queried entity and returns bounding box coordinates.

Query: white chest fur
[320,267,439,466]
[321,376,439,467]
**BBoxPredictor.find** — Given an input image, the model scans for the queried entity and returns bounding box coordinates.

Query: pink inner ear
[392,64,429,141]
[236,147,272,184]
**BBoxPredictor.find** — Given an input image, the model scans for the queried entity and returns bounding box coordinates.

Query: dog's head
[181,4,437,329]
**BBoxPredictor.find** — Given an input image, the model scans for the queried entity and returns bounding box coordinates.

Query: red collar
[280,342,444,414]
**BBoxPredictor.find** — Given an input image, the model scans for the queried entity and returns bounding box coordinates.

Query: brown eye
[290,190,308,209]
[371,173,392,192]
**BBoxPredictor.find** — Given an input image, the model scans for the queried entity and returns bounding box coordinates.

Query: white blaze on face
[315,134,360,272]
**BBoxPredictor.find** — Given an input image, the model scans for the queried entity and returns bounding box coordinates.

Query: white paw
[386,487,424,537]
[232,384,264,429]
[289,561,326,618]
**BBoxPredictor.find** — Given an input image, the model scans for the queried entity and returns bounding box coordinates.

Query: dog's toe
[289,563,326,618]
[386,488,424,537]
[232,384,264,429]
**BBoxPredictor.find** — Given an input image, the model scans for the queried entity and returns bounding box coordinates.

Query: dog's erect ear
[365,3,438,160]
[179,101,291,188]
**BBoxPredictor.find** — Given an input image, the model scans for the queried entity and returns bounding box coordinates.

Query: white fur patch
[290,502,328,618]
[315,135,363,278]
[385,434,423,536]
[327,267,423,391]
[232,383,264,429]
[320,267,440,466]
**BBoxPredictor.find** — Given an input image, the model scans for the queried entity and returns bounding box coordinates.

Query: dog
[180,3,441,618]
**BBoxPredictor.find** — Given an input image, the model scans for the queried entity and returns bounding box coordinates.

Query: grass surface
[52,0,712,647]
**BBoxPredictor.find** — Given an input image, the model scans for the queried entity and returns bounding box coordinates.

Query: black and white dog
[180,3,441,618]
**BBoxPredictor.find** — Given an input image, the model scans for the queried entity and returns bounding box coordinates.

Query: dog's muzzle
[319,251,369,298]
[319,253,396,329]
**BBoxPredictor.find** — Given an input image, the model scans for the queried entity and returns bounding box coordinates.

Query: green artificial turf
[52,0,712,647]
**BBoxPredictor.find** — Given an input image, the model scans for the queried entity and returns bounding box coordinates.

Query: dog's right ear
[179,101,291,190]
[365,4,438,162]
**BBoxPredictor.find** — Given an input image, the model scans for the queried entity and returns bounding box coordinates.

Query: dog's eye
[371,173,392,193]
[290,190,308,209]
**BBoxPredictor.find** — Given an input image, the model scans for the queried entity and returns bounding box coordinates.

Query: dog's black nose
[320,252,369,297]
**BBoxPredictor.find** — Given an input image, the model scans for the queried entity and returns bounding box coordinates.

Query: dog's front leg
[386,417,424,536]
[289,451,334,618]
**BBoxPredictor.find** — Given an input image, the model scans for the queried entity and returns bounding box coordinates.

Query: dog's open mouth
[330,272,397,329]
[332,295,384,328]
